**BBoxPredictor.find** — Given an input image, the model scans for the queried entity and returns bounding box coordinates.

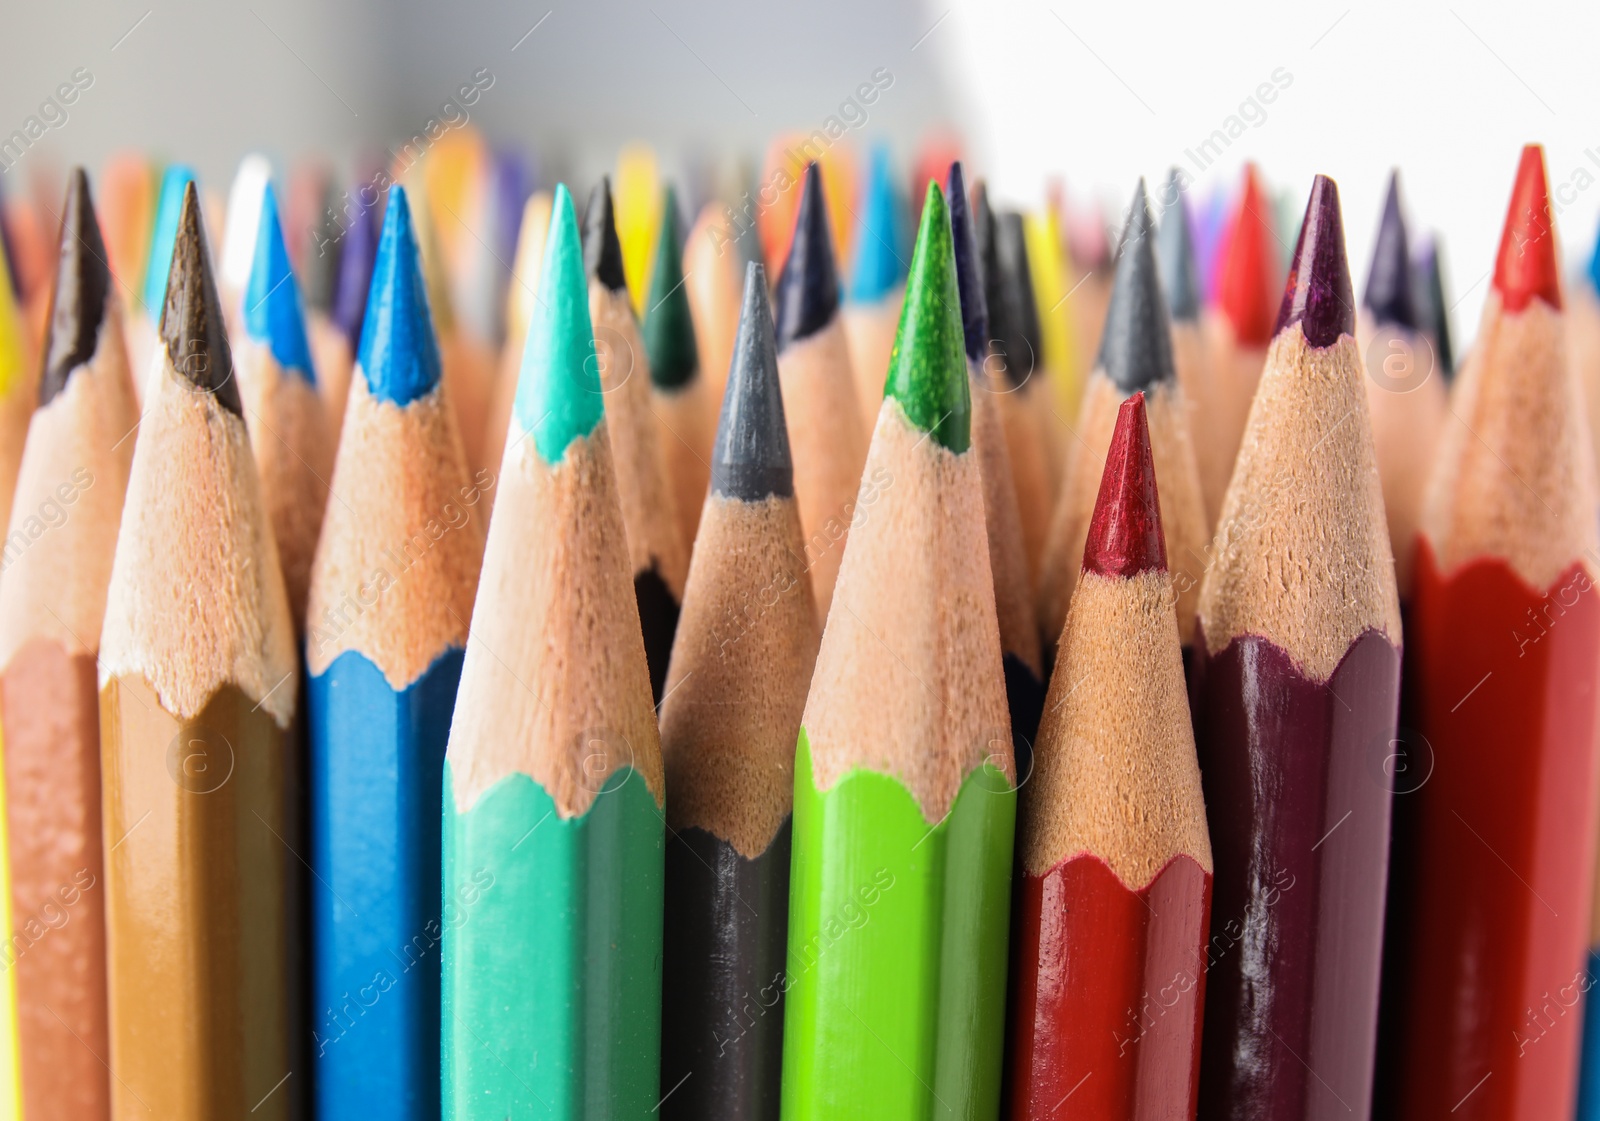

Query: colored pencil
[306,184,485,1121]
[843,144,906,425]
[312,182,379,436]
[1197,162,1277,526]
[99,181,300,1120]
[220,153,271,309]
[779,180,1015,1121]
[1360,172,1446,597]
[644,184,714,550]
[0,229,36,541]
[585,178,688,699]
[1009,391,1213,1120]
[1025,205,1085,430]
[659,260,819,1121]
[441,182,665,1119]
[685,201,744,428]
[773,162,870,622]
[616,143,663,315]
[483,190,551,481]
[98,152,155,318]
[974,182,1056,586]
[1193,173,1400,1119]
[125,163,195,402]
[1157,167,1215,535]
[300,179,346,427]
[236,183,333,626]
[0,168,137,1121]
[1380,145,1600,1121]
[949,161,1043,753]
[1412,234,1455,383]
[1036,182,1208,666]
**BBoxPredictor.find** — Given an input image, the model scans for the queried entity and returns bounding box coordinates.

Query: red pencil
[1009,391,1212,1120]
[1380,144,1600,1121]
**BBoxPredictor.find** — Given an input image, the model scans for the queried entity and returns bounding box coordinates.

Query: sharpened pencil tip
[40,167,111,407]
[1082,391,1166,578]
[583,177,628,294]
[244,184,316,384]
[332,190,378,349]
[1158,168,1201,322]
[1276,174,1354,348]
[883,181,969,453]
[1215,163,1278,346]
[161,182,240,415]
[1099,180,1176,394]
[1363,172,1417,330]
[774,163,841,351]
[1493,144,1561,312]
[357,186,443,406]
[643,184,699,391]
[849,145,905,304]
[714,262,793,500]
[946,162,988,366]
[1413,235,1455,381]
[144,163,196,316]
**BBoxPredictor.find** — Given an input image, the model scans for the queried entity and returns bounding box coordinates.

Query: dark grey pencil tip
[1157,167,1201,321]
[583,177,628,293]
[1099,180,1176,395]
[713,261,794,500]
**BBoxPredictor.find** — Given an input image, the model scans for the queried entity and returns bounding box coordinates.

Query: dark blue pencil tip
[1363,171,1417,330]
[244,184,316,384]
[357,186,443,406]
[945,161,988,365]
[774,162,841,351]
[582,177,628,293]
[714,262,793,500]
[849,145,904,303]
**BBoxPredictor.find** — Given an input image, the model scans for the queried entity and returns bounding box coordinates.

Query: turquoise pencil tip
[143,164,196,313]
[244,184,316,383]
[357,186,443,406]
[514,183,604,465]
[849,145,905,303]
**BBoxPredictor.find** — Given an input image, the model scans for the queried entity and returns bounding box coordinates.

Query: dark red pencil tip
[1214,163,1278,346]
[1083,392,1166,579]
[1276,175,1354,347]
[1493,144,1561,312]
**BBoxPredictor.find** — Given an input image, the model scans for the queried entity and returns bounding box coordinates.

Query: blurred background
[1,0,1597,339]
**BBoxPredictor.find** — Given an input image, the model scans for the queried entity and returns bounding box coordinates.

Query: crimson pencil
[1380,144,1600,1121]
[1193,174,1401,1118]
[1009,391,1212,1120]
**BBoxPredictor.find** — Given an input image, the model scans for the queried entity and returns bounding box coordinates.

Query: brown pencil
[0,168,137,1121]
[98,182,300,1120]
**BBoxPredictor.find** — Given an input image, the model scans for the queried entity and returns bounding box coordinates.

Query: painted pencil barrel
[1193,631,1398,1119]
[0,724,24,1120]
[442,766,664,1119]
[660,824,791,1121]
[310,648,464,1118]
[780,733,1014,1121]
[99,676,298,1120]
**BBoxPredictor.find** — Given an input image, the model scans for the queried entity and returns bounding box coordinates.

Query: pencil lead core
[946,161,988,366]
[1363,172,1417,330]
[642,184,698,390]
[1492,143,1561,312]
[1276,174,1354,348]
[40,167,111,407]
[883,181,969,453]
[774,163,841,350]
[358,185,443,406]
[583,177,629,294]
[160,182,240,415]
[1082,391,1165,578]
[1099,180,1176,394]
[713,262,793,500]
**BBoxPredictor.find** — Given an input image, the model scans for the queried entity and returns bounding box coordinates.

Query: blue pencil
[306,185,487,1121]
[843,142,906,422]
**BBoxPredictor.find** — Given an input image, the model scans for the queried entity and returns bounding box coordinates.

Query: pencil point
[849,145,904,303]
[1082,392,1165,578]
[643,185,698,390]
[883,181,969,453]
[1276,174,1353,348]
[358,185,443,406]
[975,183,1041,390]
[1215,163,1277,346]
[1492,144,1561,312]
[774,163,841,351]
[1158,168,1201,322]
[332,191,378,349]
[946,161,988,365]
[40,167,111,407]
[1099,180,1175,394]
[143,163,196,316]
[1363,172,1416,330]
[713,262,792,500]
[1588,219,1600,298]
[1413,236,1455,381]
[160,182,239,415]
[583,177,628,294]
[515,183,604,464]
[244,184,316,384]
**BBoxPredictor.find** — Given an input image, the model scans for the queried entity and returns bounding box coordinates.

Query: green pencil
[779,181,1017,1121]
[441,183,665,1119]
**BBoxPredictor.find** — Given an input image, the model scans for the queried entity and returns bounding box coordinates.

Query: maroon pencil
[1192,174,1401,1118]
